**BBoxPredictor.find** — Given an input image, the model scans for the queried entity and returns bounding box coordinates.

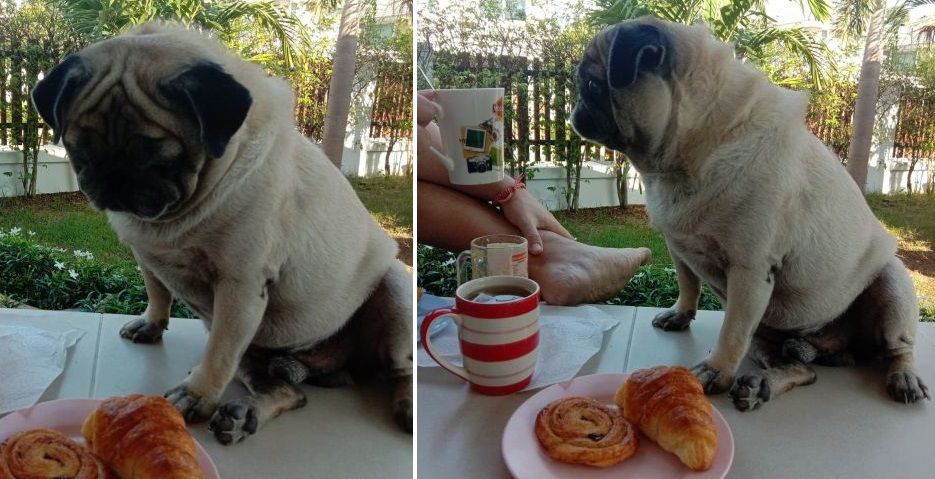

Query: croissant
[615,366,717,471]
[0,428,110,479]
[82,395,204,479]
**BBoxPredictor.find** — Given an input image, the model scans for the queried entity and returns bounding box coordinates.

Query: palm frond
[907,0,935,7]
[211,1,306,68]
[743,26,833,89]
[832,0,876,40]
[713,0,759,41]
[884,3,910,40]
[803,0,832,22]
[587,0,650,26]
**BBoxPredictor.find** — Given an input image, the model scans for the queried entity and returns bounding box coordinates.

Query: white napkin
[0,325,84,414]
[417,297,620,391]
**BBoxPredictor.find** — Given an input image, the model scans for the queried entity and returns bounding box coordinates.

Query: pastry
[82,395,204,479]
[615,366,718,471]
[0,428,109,478]
[534,396,638,467]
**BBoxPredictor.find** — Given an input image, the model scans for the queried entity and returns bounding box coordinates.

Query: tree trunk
[321,0,360,169]
[616,152,629,210]
[846,0,886,192]
[907,157,918,194]
[384,136,397,175]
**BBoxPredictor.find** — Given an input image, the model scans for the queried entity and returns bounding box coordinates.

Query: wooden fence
[432,52,935,171]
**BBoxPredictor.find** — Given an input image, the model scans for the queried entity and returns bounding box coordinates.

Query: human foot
[529,231,651,305]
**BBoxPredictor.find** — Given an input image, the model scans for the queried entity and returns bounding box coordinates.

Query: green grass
[553,207,670,265]
[0,193,132,264]
[348,175,413,240]
[0,175,413,268]
[866,193,935,251]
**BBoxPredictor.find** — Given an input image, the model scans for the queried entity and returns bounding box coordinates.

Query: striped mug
[420,276,540,395]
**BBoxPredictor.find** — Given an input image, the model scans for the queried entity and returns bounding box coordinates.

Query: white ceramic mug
[429,88,505,185]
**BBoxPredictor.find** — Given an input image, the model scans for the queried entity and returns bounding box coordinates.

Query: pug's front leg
[692,265,774,394]
[120,263,172,343]
[166,278,268,422]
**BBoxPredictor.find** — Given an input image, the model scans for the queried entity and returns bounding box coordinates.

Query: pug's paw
[651,309,695,331]
[691,361,732,394]
[886,371,931,404]
[165,383,217,422]
[728,373,771,411]
[393,396,413,434]
[209,400,259,445]
[119,317,165,343]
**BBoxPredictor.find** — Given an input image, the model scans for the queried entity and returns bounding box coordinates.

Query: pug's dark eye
[588,79,602,94]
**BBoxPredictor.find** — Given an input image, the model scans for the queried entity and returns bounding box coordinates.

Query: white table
[418,306,935,478]
[0,308,412,479]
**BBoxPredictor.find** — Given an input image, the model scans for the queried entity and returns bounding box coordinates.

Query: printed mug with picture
[428,88,505,185]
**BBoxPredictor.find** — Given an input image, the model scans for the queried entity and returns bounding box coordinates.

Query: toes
[119,318,164,343]
[728,374,771,412]
[691,362,732,394]
[209,402,259,445]
[887,372,930,404]
[393,397,413,434]
[652,309,694,331]
[165,384,216,422]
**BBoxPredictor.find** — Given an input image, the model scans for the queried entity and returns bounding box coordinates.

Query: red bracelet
[492,173,526,205]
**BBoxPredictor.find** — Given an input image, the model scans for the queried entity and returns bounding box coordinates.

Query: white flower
[54,261,65,270]
[68,269,78,279]
[53,247,66,253]
[9,227,21,236]
[0,231,5,238]
[27,231,35,236]
[72,250,93,260]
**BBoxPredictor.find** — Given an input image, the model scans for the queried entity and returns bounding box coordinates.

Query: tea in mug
[467,285,532,303]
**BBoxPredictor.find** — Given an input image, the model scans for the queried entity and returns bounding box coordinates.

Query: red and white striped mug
[420,275,540,395]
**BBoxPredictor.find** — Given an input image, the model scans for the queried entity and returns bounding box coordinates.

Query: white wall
[341,138,412,177]
[0,145,77,197]
[525,161,645,210]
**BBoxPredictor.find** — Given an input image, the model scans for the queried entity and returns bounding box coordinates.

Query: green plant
[0,227,194,317]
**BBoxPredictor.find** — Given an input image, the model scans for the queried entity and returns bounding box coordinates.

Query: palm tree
[589,0,835,89]
[50,0,307,68]
[321,0,359,168]
[843,0,935,191]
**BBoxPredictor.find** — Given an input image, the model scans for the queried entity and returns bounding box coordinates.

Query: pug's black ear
[161,62,252,158]
[31,55,92,143]
[608,24,669,89]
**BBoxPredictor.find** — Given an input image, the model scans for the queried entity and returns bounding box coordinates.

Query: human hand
[417,91,443,161]
[500,188,574,255]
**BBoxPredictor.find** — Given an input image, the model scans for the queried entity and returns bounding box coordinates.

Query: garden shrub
[0,227,194,317]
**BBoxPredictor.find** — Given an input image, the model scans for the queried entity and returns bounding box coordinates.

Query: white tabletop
[0,308,413,479]
[418,305,935,479]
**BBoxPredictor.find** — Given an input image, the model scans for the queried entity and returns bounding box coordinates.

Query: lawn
[419,195,935,320]
[0,175,413,267]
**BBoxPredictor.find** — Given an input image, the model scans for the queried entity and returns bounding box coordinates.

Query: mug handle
[428,145,456,173]
[455,250,471,285]
[419,308,470,382]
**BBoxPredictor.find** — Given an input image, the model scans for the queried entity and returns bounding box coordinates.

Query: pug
[571,17,928,410]
[31,22,412,441]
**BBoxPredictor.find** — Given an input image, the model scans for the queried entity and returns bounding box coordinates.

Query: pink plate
[0,398,220,479]
[502,373,734,479]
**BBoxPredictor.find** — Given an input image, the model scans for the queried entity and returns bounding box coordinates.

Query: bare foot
[529,231,651,305]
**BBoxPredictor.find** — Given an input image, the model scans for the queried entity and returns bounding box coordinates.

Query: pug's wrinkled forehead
[32,26,252,160]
